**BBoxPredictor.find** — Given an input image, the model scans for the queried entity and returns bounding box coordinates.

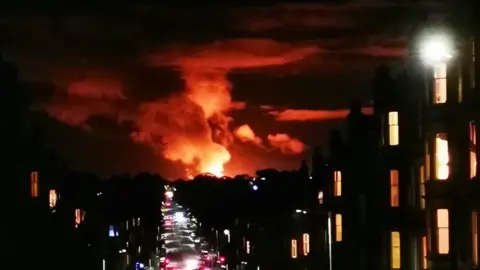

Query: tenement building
[321,10,479,270]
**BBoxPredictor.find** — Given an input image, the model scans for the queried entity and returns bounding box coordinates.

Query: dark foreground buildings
[316,9,479,270]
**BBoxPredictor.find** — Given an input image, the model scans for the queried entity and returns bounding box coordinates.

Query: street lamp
[224,229,230,243]
[418,31,455,104]
[419,33,453,64]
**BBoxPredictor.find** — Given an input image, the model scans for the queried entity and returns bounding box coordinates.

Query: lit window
[425,143,431,181]
[291,239,297,258]
[435,134,450,180]
[302,233,310,256]
[390,170,399,207]
[334,171,342,196]
[30,171,39,198]
[246,240,250,254]
[433,63,447,104]
[391,231,401,269]
[49,189,57,208]
[137,217,140,226]
[420,166,425,209]
[470,122,477,145]
[437,209,450,254]
[75,208,85,227]
[471,150,477,179]
[318,191,324,204]
[388,112,399,145]
[422,236,427,269]
[473,212,478,265]
[335,214,342,242]
[470,122,477,179]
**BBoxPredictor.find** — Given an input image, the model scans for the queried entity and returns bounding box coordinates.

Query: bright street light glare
[420,34,453,64]
[174,212,188,223]
[165,191,173,198]
[224,229,230,235]
[184,259,199,270]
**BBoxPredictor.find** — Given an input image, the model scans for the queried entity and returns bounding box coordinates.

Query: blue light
[108,225,115,237]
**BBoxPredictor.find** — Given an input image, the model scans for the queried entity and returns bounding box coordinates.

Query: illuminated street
[160,187,226,270]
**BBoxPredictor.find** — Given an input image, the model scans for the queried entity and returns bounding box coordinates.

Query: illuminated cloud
[234,124,263,146]
[265,107,373,122]
[148,39,320,70]
[267,134,306,155]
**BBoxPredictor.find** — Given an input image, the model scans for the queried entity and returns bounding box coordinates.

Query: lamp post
[224,229,231,243]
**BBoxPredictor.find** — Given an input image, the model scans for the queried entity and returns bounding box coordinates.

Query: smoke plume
[234,124,263,146]
[44,39,318,178]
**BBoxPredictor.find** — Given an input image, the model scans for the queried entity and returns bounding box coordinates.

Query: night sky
[1,1,453,179]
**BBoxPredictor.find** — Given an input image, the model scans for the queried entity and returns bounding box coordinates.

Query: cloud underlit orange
[266,107,373,122]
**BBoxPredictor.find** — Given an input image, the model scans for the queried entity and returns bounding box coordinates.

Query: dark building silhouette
[317,7,479,270]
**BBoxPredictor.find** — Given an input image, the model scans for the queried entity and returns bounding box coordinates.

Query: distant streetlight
[224,229,231,243]
[419,34,453,64]
[252,185,258,191]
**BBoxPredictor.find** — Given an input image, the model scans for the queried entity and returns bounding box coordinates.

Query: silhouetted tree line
[173,167,320,269]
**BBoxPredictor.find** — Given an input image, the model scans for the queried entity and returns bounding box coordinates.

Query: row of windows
[291,233,310,258]
[331,129,476,210]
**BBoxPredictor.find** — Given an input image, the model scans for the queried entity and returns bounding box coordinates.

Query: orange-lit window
[75,208,84,227]
[302,233,310,256]
[422,236,427,269]
[291,239,297,258]
[49,189,57,208]
[391,231,401,269]
[388,112,399,146]
[471,122,477,145]
[437,209,450,254]
[420,166,425,208]
[471,150,477,179]
[433,63,447,104]
[390,170,399,207]
[333,171,342,196]
[30,171,39,198]
[473,212,478,265]
[470,122,477,179]
[435,134,450,180]
[425,143,431,181]
[335,214,342,242]
[318,191,324,204]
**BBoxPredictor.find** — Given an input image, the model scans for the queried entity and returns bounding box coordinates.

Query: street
[159,187,225,270]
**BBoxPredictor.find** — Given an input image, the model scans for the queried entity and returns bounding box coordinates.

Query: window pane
[433,63,447,104]
[334,171,342,196]
[391,232,401,269]
[388,112,398,125]
[390,170,399,207]
[435,134,450,180]
[437,209,450,254]
[471,150,477,179]
[422,236,427,269]
[335,214,342,242]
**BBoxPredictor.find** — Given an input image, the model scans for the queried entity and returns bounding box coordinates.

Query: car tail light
[219,256,225,263]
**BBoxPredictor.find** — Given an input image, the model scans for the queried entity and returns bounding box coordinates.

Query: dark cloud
[0,1,455,177]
